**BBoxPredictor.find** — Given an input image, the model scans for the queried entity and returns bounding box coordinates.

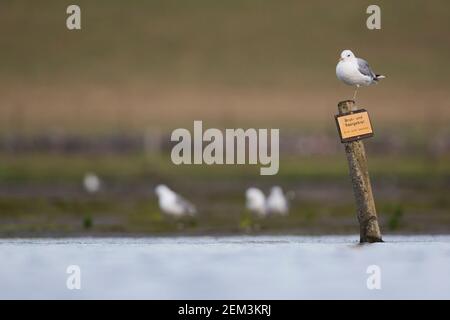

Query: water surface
[1,235,449,299]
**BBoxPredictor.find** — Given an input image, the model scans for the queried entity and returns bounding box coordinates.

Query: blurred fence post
[337,100,382,243]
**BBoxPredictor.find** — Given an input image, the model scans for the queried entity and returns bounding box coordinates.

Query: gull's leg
[352,85,359,101]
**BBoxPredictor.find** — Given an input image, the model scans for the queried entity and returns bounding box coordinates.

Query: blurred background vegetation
[0,0,449,236]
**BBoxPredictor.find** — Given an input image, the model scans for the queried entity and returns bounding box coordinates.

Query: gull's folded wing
[357,58,376,79]
[176,195,197,214]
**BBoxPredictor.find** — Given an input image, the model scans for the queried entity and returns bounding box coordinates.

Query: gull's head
[246,187,266,205]
[155,184,171,197]
[246,187,266,213]
[339,50,355,61]
[246,187,263,199]
[270,186,283,196]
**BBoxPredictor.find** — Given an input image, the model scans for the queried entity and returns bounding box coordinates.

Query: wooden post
[338,100,383,243]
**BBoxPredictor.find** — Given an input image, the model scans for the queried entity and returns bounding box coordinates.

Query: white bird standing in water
[245,187,267,217]
[266,186,289,215]
[83,173,101,194]
[336,49,385,100]
[155,184,196,217]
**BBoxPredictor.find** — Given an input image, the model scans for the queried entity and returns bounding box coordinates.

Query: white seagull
[245,187,268,217]
[266,186,289,216]
[155,184,196,218]
[336,49,385,100]
[83,173,101,194]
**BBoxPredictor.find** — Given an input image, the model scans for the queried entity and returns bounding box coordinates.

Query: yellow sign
[335,109,374,143]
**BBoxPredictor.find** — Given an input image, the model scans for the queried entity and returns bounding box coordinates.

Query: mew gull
[155,184,196,217]
[245,187,268,217]
[83,173,101,194]
[336,49,385,100]
[266,186,289,215]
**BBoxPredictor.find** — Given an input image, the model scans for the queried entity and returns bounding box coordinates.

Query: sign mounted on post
[336,100,382,243]
[335,109,374,143]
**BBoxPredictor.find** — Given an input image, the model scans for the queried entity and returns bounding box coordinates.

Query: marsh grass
[0,153,449,236]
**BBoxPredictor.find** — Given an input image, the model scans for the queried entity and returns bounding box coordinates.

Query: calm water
[1,236,450,299]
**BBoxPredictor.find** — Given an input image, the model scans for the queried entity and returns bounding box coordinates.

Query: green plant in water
[388,205,403,231]
[83,215,93,230]
[239,213,253,231]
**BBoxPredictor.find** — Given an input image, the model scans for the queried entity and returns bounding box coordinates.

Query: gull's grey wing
[175,195,197,214]
[357,58,376,78]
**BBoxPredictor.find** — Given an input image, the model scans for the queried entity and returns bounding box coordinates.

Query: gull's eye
[347,54,351,57]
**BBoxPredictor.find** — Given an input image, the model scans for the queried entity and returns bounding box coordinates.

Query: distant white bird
[245,187,267,217]
[336,49,385,100]
[266,186,289,215]
[83,173,101,194]
[154,184,196,217]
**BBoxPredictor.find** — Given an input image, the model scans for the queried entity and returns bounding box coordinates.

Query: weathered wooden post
[335,100,382,243]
